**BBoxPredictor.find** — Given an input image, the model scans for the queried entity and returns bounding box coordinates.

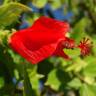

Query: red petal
[32,16,70,33]
[9,16,70,64]
[10,35,58,64]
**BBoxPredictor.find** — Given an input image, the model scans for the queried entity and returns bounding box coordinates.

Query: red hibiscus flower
[9,16,92,64]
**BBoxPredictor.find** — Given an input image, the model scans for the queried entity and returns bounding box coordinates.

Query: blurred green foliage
[0,0,96,96]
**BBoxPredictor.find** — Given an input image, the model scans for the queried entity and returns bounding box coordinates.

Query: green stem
[23,64,35,96]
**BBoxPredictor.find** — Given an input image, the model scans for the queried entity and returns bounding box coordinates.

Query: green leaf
[83,76,95,85]
[69,0,80,14]
[46,69,71,91]
[0,30,10,46]
[32,0,47,8]
[71,18,89,43]
[24,63,41,96]
[68,78,82,89]
[84,56,96,66]
[0,45,15,81]
[7,49,24,65]
[27,65,38,90]
[58,57,68,67]
[64,48,80,58]
[0,2,31,27]
[0,77,5,89]
[50,0,62,10]
[92,37,96,56]
[14,69,19,80]
[83,63,96,77]
[79,84,96,96]
[45,69,61,90]
[26,64,42,95]
[66,57,87,72]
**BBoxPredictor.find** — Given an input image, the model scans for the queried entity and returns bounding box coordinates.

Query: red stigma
[78,37,92,56]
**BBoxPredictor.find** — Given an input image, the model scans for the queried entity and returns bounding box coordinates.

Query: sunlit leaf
[0,2,31,27]
[66,57,87,72]
[45,69,61,90]
[68,78,82,89]
[71,18,90,43]
[79,84,96,96]
[49,0,61,10]
[83,63,96,77]
[32,0,47,8]
[64,48,80,58]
